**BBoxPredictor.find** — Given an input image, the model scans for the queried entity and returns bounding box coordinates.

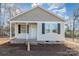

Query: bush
[65,30,79,38]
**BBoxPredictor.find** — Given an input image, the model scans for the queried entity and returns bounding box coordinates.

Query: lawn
[0,37,79,56]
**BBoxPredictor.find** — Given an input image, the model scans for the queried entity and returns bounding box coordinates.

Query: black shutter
[18,25,21,33]
[58,23,60,34]
[42,23,45,34]
[27,25,29,34]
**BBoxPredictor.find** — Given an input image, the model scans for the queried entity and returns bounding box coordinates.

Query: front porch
[10,21,64,51]
[10,22,38,51]
[10,21,65,43]
[10,22,37,41]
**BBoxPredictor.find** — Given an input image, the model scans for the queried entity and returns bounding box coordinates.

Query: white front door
[29,24,37,40]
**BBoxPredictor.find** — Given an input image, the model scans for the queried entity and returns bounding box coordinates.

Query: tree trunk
[72,18,76,41]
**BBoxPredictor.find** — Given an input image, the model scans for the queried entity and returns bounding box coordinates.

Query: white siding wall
[13,22,65,44]
[37,23,65,41]
[15,24,28,39]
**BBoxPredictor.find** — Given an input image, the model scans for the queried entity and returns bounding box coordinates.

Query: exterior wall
[11,22,65,44]
[15,23,29,39]
[15,22,65,41]
[28,23,37,40]
[37,23,65,41]
[14,23,37,40]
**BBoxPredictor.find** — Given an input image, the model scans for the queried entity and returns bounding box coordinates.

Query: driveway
[0,38,78,56]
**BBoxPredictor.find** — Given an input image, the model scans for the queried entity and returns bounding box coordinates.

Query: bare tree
[0,3,1,25]
[0,3,1,13]
[73,8,79,41]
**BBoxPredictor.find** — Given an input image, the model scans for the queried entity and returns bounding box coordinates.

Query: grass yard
[0,37,79,56]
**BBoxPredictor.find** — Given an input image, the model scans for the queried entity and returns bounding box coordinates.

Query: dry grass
[0,38,10,45]
[65,38,79,52]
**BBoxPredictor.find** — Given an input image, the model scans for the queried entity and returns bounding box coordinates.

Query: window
[42,23,50,34]
[21,25,26,33]
[18,25,26,33]
[45,23,50,33]
[51,23,60,34]
[42,23,60,34]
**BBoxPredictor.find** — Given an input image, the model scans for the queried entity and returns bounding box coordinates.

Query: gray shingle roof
[10,6,65,22]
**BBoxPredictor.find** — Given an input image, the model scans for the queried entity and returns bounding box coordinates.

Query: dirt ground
[0,38,79,56]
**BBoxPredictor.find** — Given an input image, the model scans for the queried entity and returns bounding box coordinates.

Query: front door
[29,23,37,40]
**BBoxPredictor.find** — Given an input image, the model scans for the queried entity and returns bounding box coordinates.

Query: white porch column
[26,22,30,51]
[26,22,28,40]
[10,22,12,40]
[50,23,52,33]
[15,23,17,38]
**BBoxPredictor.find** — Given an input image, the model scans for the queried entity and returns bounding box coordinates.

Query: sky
[0,3,79,27]
[15,3,79,20]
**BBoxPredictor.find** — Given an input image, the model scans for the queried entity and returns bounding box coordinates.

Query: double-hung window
[42,23,60,34]
[18,25,26,33]
[51,23,60,34]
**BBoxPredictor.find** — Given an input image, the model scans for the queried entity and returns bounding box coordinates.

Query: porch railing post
[15,23,16,38]
[25,23,27,44]
[50,23,52,33]
[27,42,30,51]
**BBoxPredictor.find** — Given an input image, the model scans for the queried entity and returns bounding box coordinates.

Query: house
[10,6,65,44]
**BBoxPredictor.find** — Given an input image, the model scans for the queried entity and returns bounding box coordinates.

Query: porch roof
[10,6,65,22]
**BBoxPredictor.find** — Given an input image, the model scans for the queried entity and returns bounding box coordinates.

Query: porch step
[10,39,64,44]
[10,39,26,44]
[25,41,38,45]
[10,39,37,44]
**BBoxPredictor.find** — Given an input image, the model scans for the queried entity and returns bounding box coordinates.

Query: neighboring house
[10,6,65,44]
